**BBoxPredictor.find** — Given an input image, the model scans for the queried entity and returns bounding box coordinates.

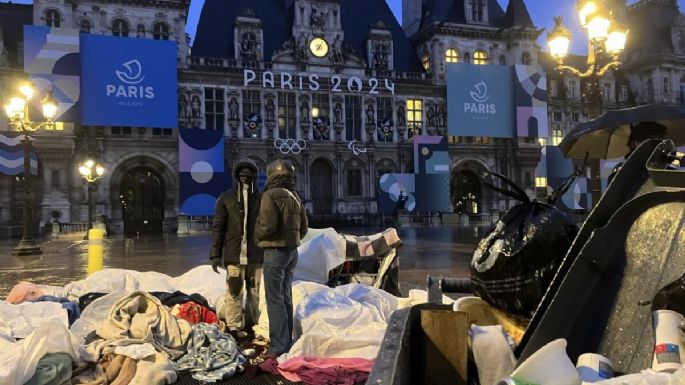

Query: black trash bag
[470,172,579,317]
[652,273,685,315]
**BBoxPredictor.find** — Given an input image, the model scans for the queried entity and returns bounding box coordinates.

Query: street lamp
[78,158,105,239]
[547,1,628,207]
[4,83,57,255]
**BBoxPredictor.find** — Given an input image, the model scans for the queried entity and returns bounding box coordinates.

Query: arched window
[79,19,91,33]
[45,9,61,28]
[136,24,146,38]
[473,50,488,65]
[112,19,129,37]
[499,55,506,65]
[421,54,430,71]
[521,52,531,65]
[153,22,170,40]
[445,48,459,63]
[679,30,685,51]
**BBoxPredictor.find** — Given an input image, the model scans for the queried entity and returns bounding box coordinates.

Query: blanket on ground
[95,291,192,360]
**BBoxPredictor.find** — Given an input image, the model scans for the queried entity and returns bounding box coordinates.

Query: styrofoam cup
[509,339,580,385]
[576,353,613,384]
[652,309,685,372]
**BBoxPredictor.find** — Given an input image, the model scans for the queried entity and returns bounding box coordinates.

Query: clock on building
[309,37,329,57]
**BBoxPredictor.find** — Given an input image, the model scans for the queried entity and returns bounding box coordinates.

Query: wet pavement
[0,226,483,297]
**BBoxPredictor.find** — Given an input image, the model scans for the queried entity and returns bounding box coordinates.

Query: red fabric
[173,302,219,325]
[259,357,280,375]
[277,356,375,385]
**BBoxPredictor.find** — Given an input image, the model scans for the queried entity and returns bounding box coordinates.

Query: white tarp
[0,318,82,385]
[294,228,347,284]
[0,301,68,339]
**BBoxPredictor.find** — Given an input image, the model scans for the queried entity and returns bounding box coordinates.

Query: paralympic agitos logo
[464,82,496,114]
[106,60,155,99]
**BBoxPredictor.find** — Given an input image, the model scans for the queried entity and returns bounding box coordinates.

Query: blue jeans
[262,247,298,355]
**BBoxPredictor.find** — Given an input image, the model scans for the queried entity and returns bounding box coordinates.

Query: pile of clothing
[0,228,431,385]
[1,266,243,385]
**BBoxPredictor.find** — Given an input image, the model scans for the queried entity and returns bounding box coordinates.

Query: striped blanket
[342,228,402,259]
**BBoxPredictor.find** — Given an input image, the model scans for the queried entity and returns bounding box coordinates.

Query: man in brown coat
[255,159,308,357]
[210,159,263,337]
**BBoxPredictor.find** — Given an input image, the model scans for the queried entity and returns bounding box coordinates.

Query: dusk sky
[6,0,685,55]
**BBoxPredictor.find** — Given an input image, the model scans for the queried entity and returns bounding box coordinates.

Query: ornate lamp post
[4,83,57,255]
[78,159,105,238]
[547,1,628,207]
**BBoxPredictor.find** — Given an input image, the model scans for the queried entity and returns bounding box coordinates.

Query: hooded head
[265,159,296,191]
[233,159,259,192]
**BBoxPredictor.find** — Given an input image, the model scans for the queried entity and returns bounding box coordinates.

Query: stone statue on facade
[265,98,275,122]
[191,95,201,119]
[300,100,310,123]
[228,97,239,120]
[310,7,326,29]
[373,42,390,70]
[294,32,308,62]
[334,102,343,124]
[178,94,188,119]
[427,105,436,127]
[437,106,446,127]
[365,103,375,124]
[331,35,343,64]
[397,104,406,126]
[239,31,258,60]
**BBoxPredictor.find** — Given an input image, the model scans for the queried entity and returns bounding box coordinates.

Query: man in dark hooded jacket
[210,159,263,336]
[255,159,308,357]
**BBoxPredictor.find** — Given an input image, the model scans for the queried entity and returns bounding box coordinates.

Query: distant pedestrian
[210,159,263,339]
[255,159,308,357]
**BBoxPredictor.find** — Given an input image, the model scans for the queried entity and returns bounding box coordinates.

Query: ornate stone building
[9,0,679,235]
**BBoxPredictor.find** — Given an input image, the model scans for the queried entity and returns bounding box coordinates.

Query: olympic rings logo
[274,139,307,155]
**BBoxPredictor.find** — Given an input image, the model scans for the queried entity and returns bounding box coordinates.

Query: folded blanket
[97,291,191,359]
[342,228,401,258]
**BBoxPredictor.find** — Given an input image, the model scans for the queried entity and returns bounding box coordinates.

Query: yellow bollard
[87,229,105,275]
[87,243,103,275]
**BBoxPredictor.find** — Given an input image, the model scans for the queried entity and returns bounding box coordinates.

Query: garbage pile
[459,142,685,385]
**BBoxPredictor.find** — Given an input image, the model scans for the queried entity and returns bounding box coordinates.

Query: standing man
[210,159,263,338]
[255,159,308,357]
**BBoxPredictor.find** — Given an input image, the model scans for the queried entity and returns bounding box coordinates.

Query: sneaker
[228,329,249,340]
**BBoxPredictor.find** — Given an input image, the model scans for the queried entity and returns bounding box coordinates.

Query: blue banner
[80,34,177,128]
[179,128,228,215]
[447,63,514,138]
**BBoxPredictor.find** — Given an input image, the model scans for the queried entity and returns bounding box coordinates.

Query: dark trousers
[263,247,298,356]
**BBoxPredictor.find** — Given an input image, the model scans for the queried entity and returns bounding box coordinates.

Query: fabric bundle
[176,323,245,382]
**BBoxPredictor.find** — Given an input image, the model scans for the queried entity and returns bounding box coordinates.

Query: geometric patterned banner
[514,65,548,138]
[179,128,229,215]
[23,26,80,122]
[413,135,451,212]
[0,132,38,176]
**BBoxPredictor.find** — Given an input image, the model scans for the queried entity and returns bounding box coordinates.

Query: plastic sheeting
[294,228,347,284]
[272,282,453,362]
[62,266,228,316]
[0,301,68,339]
[0,318,82,385]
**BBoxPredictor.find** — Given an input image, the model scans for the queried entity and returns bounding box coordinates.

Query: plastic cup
[576,353,613,384]
[652,309,685,373]
[508,339,580,385]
